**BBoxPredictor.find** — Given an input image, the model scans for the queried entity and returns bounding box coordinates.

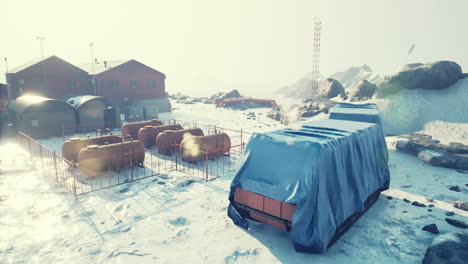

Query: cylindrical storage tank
[181,133,231,163]
[62,134,123,161]
[78,140,145,177]
[156,128,204,156]
[138,124,183,148]
[121,119,163,141]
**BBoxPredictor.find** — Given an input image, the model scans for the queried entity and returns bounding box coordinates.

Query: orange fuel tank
[138,124,183,148]
[181,133,231,163]
[61,135,123,162]
[121,119,163,141]
[156,128,204,156]
[77,140,145,177]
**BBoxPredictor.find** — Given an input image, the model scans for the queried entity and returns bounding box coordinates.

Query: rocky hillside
[329,64,382,91]
[274,65,381,99]
[273,72,323,99]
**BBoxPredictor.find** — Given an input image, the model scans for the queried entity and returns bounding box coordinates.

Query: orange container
[77,140,145,177]
[181,133,231,163]
[138,124,183,148]
[156,128,204,156]
[121,119,163,141]
[61,135,123,162]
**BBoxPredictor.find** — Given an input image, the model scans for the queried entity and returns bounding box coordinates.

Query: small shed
[8,95,76,138]
[65,95,120,131]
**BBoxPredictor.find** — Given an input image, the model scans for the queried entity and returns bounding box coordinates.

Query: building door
[104,107,116,129]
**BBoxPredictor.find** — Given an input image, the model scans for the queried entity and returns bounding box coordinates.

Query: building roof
[78,59,165,76]
[64,95,116,109]
[7,55,87,74]
[8,94,75,115]
[8,55,55,74]
[78,60,132,75]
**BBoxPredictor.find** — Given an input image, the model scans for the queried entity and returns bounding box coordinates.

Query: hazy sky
[2,0,468,97]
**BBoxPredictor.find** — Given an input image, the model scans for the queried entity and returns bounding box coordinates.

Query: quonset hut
[8,95,76,138]
[65,95,120,131]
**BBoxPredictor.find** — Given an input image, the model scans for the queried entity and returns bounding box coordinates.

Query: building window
[67,80,79,89]
[103,80,119,89]
[130,80,139,89]
[148,80,157,89]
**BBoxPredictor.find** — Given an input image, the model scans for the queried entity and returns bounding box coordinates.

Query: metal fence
[18,119,250,196]
[18,131,78,194]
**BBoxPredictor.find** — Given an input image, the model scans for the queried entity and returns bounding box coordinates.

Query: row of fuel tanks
[61,119,231,177]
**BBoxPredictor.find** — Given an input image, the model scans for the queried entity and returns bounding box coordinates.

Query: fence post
[53,151,58,181]
[240,129,243,152]
[71,161,77,195]
[39,144,44,170]
[205,152,209,181]
[130,150,134,181]
[27,136,33,161]
[174,144,178,170]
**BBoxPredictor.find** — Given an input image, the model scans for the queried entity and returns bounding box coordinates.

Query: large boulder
[376,61,463,97]
[213,90,242,103]
[423,232,468,264]
[348,80,377,101]
[298,98,337,118]
[319,78,345,98]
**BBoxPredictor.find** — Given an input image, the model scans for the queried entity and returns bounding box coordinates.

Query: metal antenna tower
[311,19,321,97]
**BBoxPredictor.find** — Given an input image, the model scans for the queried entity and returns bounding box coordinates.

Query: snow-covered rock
[376,61,463,97]
[212,89,242,103]
[348,80,377,101]
[319,78,345,98]
[372,77,468,135]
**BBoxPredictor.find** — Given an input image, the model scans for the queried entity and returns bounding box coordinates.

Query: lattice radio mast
[311,19,321,97]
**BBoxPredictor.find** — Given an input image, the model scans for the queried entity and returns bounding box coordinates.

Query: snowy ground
[1,102,467,264]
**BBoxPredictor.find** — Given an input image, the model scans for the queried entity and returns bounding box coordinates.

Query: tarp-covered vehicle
[227,118,390,254]
[329,102,382,126]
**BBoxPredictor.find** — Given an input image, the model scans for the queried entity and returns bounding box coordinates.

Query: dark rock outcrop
[422,224,440,234]
[423,232,468,264]
[445,218,468,229]
[319,78,345,98]
[298,98,338,117]
[376,61,463,97]
[395,133,468,170]
[412,201,427,207]
[348,80,377,101]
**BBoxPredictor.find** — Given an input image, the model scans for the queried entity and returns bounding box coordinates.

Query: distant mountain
[273,72,324,99]
[330,65,382,90]
[274,65,382,99]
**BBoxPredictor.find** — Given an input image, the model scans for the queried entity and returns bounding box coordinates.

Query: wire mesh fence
[18,118,250,196]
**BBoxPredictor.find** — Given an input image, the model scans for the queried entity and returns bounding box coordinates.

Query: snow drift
[372,78,468,135]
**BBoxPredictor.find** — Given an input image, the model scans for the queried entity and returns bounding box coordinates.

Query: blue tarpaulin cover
[329,103,382,126]
[228,119,390,253]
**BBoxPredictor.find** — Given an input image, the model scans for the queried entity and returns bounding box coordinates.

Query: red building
[79,59,166,104]
[6,55,92,100]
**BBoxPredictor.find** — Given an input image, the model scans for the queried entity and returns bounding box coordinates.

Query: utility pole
[311,19,321,98]
[4,57,12,101]
[4,57,8,73]
[36,36,47,95]
[90,42,96,95]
